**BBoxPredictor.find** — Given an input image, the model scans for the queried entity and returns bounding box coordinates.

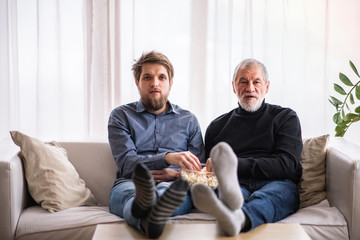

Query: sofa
[0,134,359,240]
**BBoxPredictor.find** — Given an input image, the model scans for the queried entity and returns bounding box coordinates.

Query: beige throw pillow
[10,131,98,212]
[298,134,330,208]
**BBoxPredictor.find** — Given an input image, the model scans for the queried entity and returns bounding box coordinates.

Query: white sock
[211,142,243,210]
[191,183,246,236]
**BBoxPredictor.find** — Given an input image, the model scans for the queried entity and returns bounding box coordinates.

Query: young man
[191,58,303,235]
[108,51,205,238]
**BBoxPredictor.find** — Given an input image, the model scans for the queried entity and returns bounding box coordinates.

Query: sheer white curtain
[1,0,112,141]
[1,0,360,143]
[1,0,87,141]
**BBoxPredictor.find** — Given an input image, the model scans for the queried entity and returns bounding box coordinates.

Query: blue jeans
[109,180,193,231]
[239,179,299,231]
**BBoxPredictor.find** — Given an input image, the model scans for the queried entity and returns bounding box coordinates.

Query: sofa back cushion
[10,131,98,212]
[59,142,117,206]
[298,134,330,208]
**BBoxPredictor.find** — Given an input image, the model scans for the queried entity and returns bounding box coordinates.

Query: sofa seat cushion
[15,206,123,239]
[280,199,348,239]
[16,200,348,240]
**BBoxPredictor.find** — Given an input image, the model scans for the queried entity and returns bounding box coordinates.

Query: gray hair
[232,58,268,83]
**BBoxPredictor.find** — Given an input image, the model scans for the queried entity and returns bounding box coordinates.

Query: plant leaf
[346,103,350,111]
[350,60,360,78]
[335,125,346,133]
[339,73,353,86]
[337,121,348,128]
[335,130,346,137]
[335,133,345,137]
[344,113,358,121]
[350,93,355,104]
[328,99,336,107]
[329,96,343,105]
[356,86,360,100]
[334,83,347,95]
[342,109,345,118]
[355,106,360,113]
[335,124,347,136]
[353,116,360,123]
[333,112,342,124]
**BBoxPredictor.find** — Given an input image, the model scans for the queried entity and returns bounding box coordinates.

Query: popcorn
[180,167,218,189]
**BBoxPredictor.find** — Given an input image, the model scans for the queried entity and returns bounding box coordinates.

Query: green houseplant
[329,60,360,137]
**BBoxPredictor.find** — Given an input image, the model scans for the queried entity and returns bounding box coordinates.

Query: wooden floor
[92,223,311,240]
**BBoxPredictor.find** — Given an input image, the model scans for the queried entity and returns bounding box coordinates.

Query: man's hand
[206,158,213,172]
[164,151,201,171]
[150,168,179,183]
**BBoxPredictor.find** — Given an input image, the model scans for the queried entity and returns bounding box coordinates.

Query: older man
[191,58,303,235]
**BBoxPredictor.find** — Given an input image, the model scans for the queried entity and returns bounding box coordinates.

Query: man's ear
[232,81,236,94]
[169,79,174,90]
[265,80,270,94]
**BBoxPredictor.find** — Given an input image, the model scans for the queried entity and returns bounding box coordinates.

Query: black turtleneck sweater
[205,101,303,184]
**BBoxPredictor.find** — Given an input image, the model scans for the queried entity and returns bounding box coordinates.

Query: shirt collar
[136,100,179,115]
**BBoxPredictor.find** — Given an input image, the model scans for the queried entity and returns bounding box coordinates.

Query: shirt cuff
[150,152,170,169]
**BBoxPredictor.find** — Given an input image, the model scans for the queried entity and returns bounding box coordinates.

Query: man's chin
[142,98,167,112]
[239,101,261,112]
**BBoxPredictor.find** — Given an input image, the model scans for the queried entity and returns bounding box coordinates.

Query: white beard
[239,97,264,112]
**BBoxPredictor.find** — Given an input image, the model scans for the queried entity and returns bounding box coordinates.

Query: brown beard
[141,96,167,112]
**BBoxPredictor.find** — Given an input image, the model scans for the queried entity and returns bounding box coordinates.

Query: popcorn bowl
[180,167,218,189]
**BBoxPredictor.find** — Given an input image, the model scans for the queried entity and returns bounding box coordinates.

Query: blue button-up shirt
[108,101,205,185]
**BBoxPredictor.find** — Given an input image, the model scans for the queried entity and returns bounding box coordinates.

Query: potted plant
[329,60,360,137]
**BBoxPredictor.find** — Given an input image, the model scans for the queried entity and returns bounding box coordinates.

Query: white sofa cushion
[280,199,348,239]
[16,199,347,240]
[16,206,123,239]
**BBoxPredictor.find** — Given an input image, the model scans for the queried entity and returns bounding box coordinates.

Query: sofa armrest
[0,137,27,240]
[326,137,360,240]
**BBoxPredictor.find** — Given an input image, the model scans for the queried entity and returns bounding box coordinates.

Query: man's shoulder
[112,102,138,112]
[170,103,196,117]
[266,103,298,116]
[209,108,237,126]
[265,103,300,127]
[109,102,139,119]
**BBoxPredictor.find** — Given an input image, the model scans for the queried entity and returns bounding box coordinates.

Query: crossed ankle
[140,179,189,238]
[131,163,156,218]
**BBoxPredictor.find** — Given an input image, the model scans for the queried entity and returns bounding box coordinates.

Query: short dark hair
[132,51,174,81]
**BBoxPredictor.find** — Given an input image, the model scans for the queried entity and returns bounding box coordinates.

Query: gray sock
[211,142,243,210]
[191,183,245,236]
[131,163,156,219]
[142,179,188,239]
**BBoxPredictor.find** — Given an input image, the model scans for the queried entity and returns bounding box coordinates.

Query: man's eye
[159,75,166,80]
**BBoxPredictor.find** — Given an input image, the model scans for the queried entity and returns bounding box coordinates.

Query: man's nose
[246,82,255,92]
[151,77,159,87]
